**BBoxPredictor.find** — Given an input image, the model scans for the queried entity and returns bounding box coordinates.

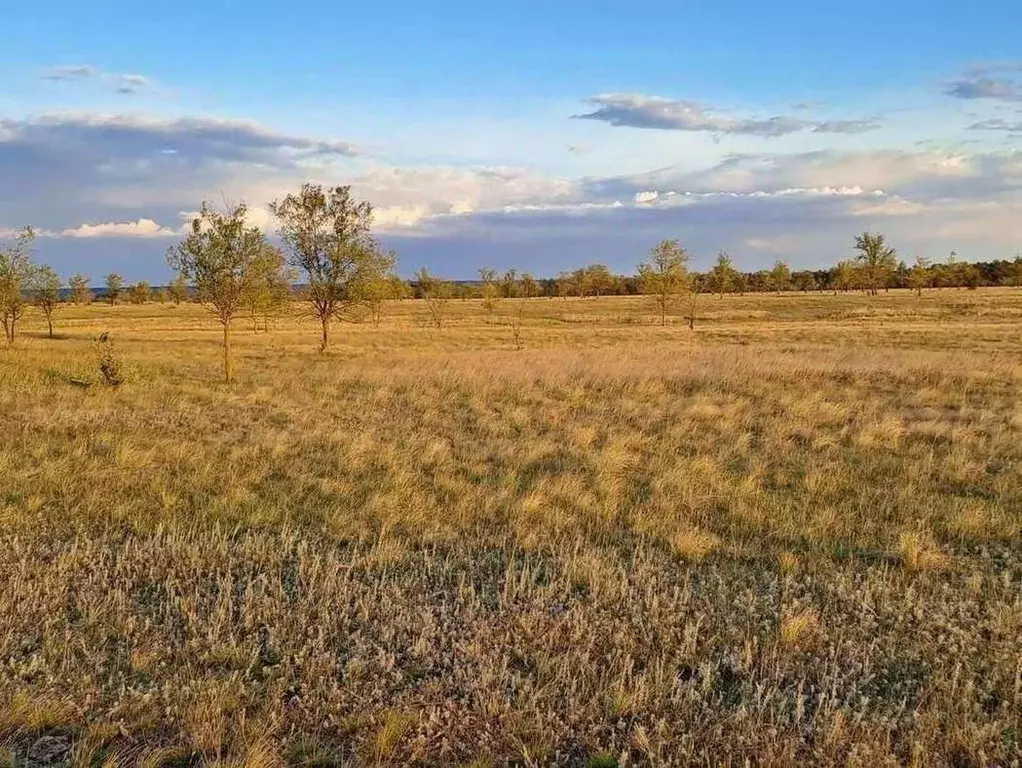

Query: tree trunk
[47,314,54,339]
[320,316,330,352]
[222,321,234,383]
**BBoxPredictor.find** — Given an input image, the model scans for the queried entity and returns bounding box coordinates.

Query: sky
[1,0,1021,282]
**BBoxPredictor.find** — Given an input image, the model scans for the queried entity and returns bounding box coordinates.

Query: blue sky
[2,1,1021,281]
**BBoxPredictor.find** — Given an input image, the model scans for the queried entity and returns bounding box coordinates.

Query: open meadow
[1,289,1021,766]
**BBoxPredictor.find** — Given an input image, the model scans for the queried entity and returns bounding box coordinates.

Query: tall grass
[1,290,1020,764]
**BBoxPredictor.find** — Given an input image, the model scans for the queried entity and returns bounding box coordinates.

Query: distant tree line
[4,197,1021,380]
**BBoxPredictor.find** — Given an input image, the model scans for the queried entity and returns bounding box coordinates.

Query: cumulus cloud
[945,77,1022,101]
[572,94,882,137]
[61,218,176,238]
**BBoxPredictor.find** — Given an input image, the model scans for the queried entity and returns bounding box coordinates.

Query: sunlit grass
[1,289,1020,764]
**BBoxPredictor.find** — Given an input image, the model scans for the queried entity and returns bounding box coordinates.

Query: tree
[909,255,931,298]
[349,247,398,326]
[853,231,897,296]
[168,201,266,382]
[586,264,615,297]
[1006,254,1022,287]
[0,227,37,344]
[415,267,450,329]
[521,273,539,299]
[571,267,589,298]
[69,273,92,305]
[478,267,499,321]
[638,239,691,326]
[709,251,736,298]
[155,287,168,304]
[270,183,377,352]
[129,281,151,305]
[32,266,62,339]
[243,244,293,331]
[502,268,519,299]
[769,260,792,295]
[105,273,123,306]
[168,274,189,305]
[833,261,856,293]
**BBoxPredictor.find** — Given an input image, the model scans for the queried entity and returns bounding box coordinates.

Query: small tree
[709,251,736,298]
[69,273,92,305]
[478,267,499,321]
[168,274,189,305]
[415,267,450,329]
[1005,254,1022,287]
[571,267,589,298]
[0,227,36,344]
[909,255,930,298]
[521,273,539,299]
[348,247,397,326]
[502,268,519,299]
[32,266,62,338]
[270,183,377,352]
[244,244,293,331]
[769,260,792,295]
[853,232,897,296]
[638,239,691,326]
[130,281,151,305]
[168,201,266,382]
[104,273,123,306]
[586,264,615,297]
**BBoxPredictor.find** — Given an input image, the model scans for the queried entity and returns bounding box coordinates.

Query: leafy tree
[586,264,615,297]
[104,273,123,306]
[502,268,519,299]
[69,273,92,305]
[168,201,266,382]
[270,183,377,352]
[709,251,736,298]
[794,271,818,292]
[909,255,931,298]
[129,281,151,305]
[0,227,36,344]
[1006,254,1022,287]
[32,266,62,338]
[521,273,539,299]
[415,267,451,329]
[638,239,691,326]
[155,287,168,304]
[168,274,189,305]
[833,260,856,293]
[478,267,499,320]
[571,267,589,298]
[388,274,412,300]
[769,260,792,295]
[853,232,897,296]
[244,244,293,331]
[349,247,398,326]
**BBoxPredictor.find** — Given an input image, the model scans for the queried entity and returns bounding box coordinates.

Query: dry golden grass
[1,288,1021,765]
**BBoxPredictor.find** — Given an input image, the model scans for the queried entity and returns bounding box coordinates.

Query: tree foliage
[638,239,691,326]
[69,273,92,305]
[0,227,37,344]
[270,184,381,351]
[104,273,123,306]
[415,267,451,329]
[167,201,266,381]
[32,266,63,338]
[854,232,897,296]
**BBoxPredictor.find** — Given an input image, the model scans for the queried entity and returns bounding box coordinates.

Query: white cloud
[573,93,883,137]
[61,218,176,238]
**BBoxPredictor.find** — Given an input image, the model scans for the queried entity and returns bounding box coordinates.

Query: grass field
[1,289,1021,766]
